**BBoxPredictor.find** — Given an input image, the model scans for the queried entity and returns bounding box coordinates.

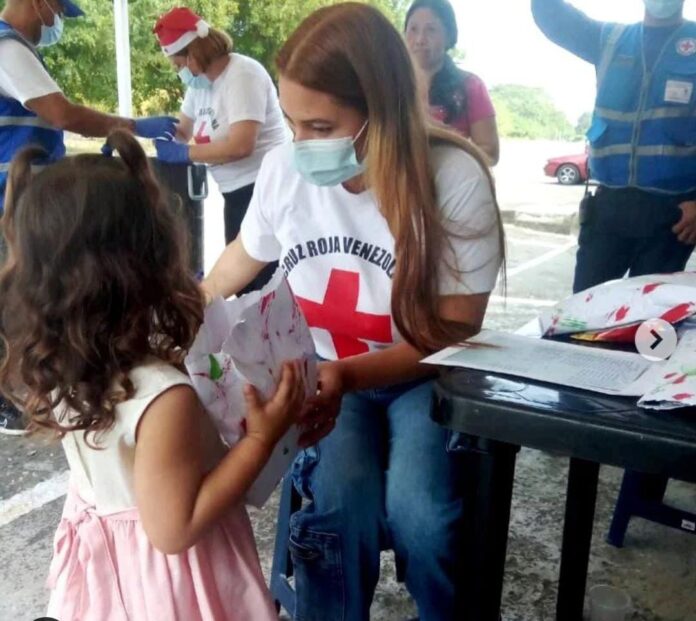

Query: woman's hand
[298,360,344,447]
[244,361,306,452]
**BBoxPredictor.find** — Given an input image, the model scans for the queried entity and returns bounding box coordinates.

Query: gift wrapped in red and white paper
[540,272,696,343]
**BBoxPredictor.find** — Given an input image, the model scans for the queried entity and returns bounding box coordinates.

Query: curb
[501,209,578,236]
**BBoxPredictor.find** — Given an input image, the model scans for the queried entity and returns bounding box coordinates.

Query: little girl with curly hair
[0,130,305,620]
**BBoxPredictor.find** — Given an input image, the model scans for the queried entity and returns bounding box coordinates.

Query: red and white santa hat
[153,7,210,56]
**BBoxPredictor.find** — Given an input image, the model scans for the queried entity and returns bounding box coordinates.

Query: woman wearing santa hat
[153,7,287,292]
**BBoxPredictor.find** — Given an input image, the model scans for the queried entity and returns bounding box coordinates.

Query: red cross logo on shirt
[295,269,393,359]
[677,38,696,56]
[194,120,211,144]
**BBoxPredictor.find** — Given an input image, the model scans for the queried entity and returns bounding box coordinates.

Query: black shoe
[0,398,27,435]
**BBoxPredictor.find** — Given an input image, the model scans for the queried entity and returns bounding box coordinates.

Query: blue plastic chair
[270,475,302,615]
[607,471,696,547]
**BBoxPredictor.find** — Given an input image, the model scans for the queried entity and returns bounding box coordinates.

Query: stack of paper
[424,329,696,410]
[423,331,655,396]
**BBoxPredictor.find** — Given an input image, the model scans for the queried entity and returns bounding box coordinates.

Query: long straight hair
[277,2,504,353]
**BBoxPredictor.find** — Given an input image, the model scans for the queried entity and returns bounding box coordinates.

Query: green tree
[4,0,408,114]
[575,111,592,138]
[231,0,409,73]
[489,84,575,140]
[41,0,239,114]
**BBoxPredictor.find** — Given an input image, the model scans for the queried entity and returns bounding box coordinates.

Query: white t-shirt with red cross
[181,53,288,193]
[240,141,502,361]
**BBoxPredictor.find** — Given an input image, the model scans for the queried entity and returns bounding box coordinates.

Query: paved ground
[1,139,695,620]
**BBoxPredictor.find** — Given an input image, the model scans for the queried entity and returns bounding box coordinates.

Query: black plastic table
[432,369,696,621]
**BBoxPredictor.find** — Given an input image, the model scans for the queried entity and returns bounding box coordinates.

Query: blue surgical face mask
[293,121,369,187]
[178,67,212,90]
[37,1,63,47]
[643,0,684,20]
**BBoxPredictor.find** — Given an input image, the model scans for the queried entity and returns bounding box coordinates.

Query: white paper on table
[423,330,655,396]
[514,317,543,338]
[184,268,317,507]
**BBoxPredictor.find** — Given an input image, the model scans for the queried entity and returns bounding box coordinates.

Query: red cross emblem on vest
[677,38,696,56]
[295,269,393,359]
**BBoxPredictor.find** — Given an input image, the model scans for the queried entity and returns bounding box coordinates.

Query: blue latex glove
[134,116,179,139]
[154,138,191,164]
[101,142,113,157]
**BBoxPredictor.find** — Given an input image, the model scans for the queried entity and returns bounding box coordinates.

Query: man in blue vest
[533,0,695,550]
[0,0,178,434]
[533,0,696,294]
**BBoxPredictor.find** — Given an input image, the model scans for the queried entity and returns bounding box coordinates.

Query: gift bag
[540,272,696,342]
[638,322,696,410]
[184,268,317,507]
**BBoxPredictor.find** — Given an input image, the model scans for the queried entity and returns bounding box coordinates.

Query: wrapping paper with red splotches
[539,272,696,342]
[184,268,317,507]
[638,326,696,410]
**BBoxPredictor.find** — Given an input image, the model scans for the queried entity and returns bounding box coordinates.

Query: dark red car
[544,151,589,185]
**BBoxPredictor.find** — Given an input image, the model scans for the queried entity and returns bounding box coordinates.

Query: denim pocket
[292,446,320,501]
[289,525,345,621]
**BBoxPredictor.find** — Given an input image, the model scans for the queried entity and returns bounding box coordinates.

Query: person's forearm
[189,140,254,165]
[470,119,500,166]
[482,142,499,166]
[531,0,604,64]
[176,127,193,143]
[182,437,271,550]
[202,237,267,300]
[335,342,435,392]
[156,436,271,554]
[62,103,134,137]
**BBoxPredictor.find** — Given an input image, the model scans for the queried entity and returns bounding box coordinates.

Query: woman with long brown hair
[203,3,504,619]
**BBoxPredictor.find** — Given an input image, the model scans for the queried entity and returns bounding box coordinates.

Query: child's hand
[244,361,306,451]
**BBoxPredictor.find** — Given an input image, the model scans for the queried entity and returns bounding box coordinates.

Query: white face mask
[178,67,212,90]
[292,121,369,186]
[643,0,684,20]
[37,0,64,47]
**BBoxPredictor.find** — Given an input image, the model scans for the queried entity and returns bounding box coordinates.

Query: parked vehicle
[544,151,589,185]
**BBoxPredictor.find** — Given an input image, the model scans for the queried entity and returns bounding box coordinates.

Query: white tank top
[58,359,194,514]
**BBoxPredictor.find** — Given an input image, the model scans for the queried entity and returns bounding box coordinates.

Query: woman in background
[153,7,287,291]
[405,0,500,164]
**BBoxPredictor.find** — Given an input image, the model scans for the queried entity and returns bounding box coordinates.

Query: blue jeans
[289,379,464,621]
